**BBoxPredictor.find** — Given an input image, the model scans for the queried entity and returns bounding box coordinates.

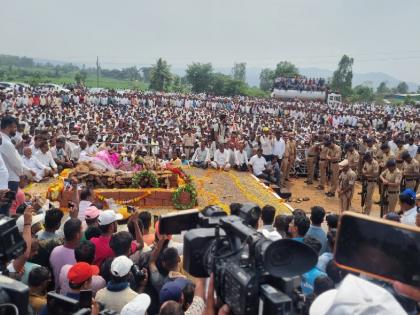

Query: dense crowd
[273,76,326,92]
[0,88,419,314]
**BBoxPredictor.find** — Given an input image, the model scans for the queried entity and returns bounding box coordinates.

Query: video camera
[159,204,318,315]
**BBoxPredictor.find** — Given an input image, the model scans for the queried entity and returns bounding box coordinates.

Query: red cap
[68,262,99,285]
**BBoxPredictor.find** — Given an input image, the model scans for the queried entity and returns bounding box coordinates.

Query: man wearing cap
[81,206,101,241]
[305,140,319,185]
[337,160,356,213]
[399,189,417,226]
[402,151,419,192]
[380,159,403,214]
[395,139,407,170]
[361,153,379,215]
[90,210,123,266]
[344,143,359,178]
[96,255,149,313]
[325,138,342,197]
[66,261,99,301]
[317,140,329,190]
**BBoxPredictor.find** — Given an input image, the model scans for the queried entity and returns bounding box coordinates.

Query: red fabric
[9,188,25,215]
[68,262,99,284]
[91,235,137,267]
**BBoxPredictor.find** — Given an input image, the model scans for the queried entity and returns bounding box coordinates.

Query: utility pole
[96,56,100,87]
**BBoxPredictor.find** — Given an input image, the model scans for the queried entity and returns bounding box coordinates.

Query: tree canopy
[185,63,214,93]
[149,58,172,91]
[232,62,246,82]
[396,81,409,94]
[331,55,354,98]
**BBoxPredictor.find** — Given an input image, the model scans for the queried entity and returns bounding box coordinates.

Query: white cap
[98,210,123,226]
[310,275,407,315]
[120,293,151,315]
[111,255,133,277]
[16,213,45,233]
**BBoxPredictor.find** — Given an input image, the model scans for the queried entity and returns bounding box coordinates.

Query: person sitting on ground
[234,144,248,171]
[301,236,327,295]
[34,141,57,173]
[288,214,310,242]
[96,255,150,313]
[317,229,336,272]
[82,206,101,241]
[36,208,64,241]
[190,142,209,169]
[248,148,268,179]
[211,143,231,171]
[51,137,73,172]
[28,266,51,315]
[306,206,327,254]
[22,147,53,182]
[59,240,106,296]
[49,218,82,290]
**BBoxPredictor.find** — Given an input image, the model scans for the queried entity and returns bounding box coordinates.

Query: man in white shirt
[404,137,418,159]
[0,116,23,193]
[22,147,53,182]
[248,148,268,179]
[234,144,248,171]
[34,141,58,172]
[67,135,81,162]
[272,131,285,160]
[400,189,417,226]
[210,143,231,171]
[260,128,274,161]
[191,142,209,168]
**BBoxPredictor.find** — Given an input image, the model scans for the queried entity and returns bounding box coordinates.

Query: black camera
[131,264,146,283]
[159,204,317,315]
[127,205,136,213]
[0,215,26,263]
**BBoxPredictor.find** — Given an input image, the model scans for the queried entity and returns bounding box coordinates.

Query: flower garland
[132,170,159,188]
[95,190,152,205]
[172,183,197,210]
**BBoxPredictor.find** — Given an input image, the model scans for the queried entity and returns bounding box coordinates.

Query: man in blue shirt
[306,206,327,254]
[301,236,326,295]
[289,214,310,243]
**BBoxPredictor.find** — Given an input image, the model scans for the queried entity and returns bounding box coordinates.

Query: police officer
[402,151,419,191]
[395,139,407,170]
[380,159,403,214]
[325,138,342,197]
[317,138,330,191]
[305,140,319,185]
[362,152,379,215]
[345,143,360,177]
[338,159,357,213]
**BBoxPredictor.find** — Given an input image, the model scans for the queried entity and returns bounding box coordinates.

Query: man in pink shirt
[49,218,82,290]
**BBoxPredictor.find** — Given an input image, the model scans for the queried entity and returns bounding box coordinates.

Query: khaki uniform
[281,141,290,185]
[285,140,296,180]
[380,168,403,213]
[318,145,329,189]
[395,147,407,170]
[403,159,419,191]
[327,144,342,194]
[362,159,379,215]
[345,150,360,176]
[338,168,357,212]
[365,145,378,159]
[306,144,318,184]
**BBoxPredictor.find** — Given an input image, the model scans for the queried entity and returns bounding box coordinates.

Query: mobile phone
[79,290,93,309]
[335,212,420,287]
[64,178,71,189]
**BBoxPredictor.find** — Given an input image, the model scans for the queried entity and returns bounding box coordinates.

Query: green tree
[377,81,390,94]
[331,55,354,98]
[396,81,409,94]
[273,61,299,78]
[259,68,275,91]
[232,62,246,82]
[149,58,172,91]
[351,85,375,102]
[185,62,213,93]
[140,67,152,83]
[404,95,413,105]
[170,75,191,93]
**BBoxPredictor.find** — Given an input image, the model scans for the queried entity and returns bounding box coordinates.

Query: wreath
[131,170,159,188]
[172,183,197,210]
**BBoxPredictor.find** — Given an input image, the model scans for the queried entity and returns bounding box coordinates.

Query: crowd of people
[273,76,326,92]
[0,87,419,314]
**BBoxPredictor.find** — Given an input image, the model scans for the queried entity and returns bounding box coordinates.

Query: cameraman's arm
[13,206,33,273]
[129,212,144,250]
[149,237,166,272]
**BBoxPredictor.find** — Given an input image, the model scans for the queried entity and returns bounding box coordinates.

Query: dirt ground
[25,169,383,218]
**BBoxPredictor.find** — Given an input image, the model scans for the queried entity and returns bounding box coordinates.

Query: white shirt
[213,149,230,166]
[0,132,24,181]
[272,138,285,159]
[260,136,273,155]
[401,206,417,226]
[404,144,418,159]
[22,156,48,172]
[235,150,248,165]
[249,155,267,176]
[191,147,209,162]
[34,150,58,170]
[0,154,9,189]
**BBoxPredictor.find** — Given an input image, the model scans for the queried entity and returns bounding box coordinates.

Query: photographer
[96,255,150,313]
[28,266,51,315]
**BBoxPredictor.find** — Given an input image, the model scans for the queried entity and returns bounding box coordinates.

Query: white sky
[1,0,420,82]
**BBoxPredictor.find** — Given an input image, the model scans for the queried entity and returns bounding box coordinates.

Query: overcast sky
[1,0,420,82]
